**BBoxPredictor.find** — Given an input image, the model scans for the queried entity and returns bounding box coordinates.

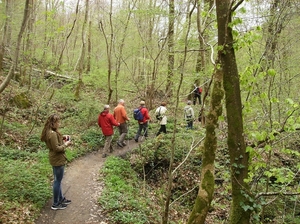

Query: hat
[104,105,110,109]
[140,100,145,105]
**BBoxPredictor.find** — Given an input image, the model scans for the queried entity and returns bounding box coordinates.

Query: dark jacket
[98,110,119,136]
[45,130,67,166]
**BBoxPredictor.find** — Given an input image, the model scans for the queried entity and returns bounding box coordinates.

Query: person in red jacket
[98,105,120,158]
[134,101,151,142]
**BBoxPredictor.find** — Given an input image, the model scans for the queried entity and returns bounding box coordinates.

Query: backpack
[133,108,144,121]
[156,107,162,121]
[185,107,193,121]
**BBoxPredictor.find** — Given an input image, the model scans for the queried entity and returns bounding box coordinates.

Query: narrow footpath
[35,140,138,224]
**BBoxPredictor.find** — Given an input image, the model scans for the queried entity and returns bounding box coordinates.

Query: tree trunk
[56,0,79,70]
[86,20,91,73]
[187,65,224,223]
[113,0,137,102]
[0,0,30,94]
[165,0,174,96]
[216,1,251,223]
[75,0,89,99]
[163,1,197,223]
[0,0,13,75]
[99,0,114,103]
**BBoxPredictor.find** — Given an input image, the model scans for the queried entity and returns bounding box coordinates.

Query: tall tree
[217,1,251,223]
[99,0,114,103]
[56,0,80,70]
[163,1,197,223]
[113,0,137,102]
[188,0,252,223]
[165,0,174,96]
[75,0,89,99]
[0,0,13,75]
[0,0,31,94]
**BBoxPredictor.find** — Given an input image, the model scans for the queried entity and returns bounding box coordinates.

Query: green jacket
[45,130,67,166]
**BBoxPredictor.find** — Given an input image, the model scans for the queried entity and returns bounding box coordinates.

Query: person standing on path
[41,114,73,210]
[184,100,195,130]
[113,99,130,148]
[193,84,202,105]
[134,101,151,142]
[98,105,120,158]
[155,101,167,136]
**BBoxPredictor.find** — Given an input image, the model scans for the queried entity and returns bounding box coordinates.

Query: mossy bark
[216,1,252,223]
[187,67,224,224]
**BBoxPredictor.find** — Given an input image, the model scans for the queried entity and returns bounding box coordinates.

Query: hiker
[193,84,202,105]
[41,114,72,210]
[113,99,130,148]
[155,101,167,136]
[98,105,120,158]
[134,100,151,142]
[184,100,195,129]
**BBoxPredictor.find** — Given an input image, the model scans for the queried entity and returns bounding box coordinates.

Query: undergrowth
[99,156,161,224]
[98,130,206,223]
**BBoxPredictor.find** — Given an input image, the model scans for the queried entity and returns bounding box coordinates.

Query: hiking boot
[61,198,71,205]
[122,142,127,146]
[102,153,107,158]
[51,203,67,210]
[117,141,123,148]
[134,138,138,142]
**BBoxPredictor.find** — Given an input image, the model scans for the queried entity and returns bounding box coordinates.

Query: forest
[1,0,300,223]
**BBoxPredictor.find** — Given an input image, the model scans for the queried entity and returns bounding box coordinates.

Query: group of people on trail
[39,92,198,210]
[39,81,202,213]
[97,100,153,157]
[97,98,197,157]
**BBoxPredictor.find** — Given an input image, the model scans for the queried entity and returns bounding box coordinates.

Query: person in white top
[155,102,167,136]
[184,100,195,129]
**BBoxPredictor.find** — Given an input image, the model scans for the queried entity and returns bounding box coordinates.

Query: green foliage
[0,148,51,209]
[25,134,45,152]
[80,127,103,149]
[99,156,160,224]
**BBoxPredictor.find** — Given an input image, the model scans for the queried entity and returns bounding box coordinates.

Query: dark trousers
[187,120,193,129]
[135,122,148,141]
[156,125,166,136]
[193,94,201,105]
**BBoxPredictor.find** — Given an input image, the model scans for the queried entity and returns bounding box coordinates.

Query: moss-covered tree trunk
[187,65,224,224]
[216,1,252,223]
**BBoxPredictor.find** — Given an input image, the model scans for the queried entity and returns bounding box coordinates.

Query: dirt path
[35,140,138,224]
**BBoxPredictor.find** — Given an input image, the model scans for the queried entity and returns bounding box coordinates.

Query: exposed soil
[35,139,139,224]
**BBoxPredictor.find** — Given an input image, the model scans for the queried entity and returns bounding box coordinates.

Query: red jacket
[139,106,150,124]
[98,110,119,136]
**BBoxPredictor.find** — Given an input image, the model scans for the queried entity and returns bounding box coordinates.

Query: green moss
[11,92,32,109]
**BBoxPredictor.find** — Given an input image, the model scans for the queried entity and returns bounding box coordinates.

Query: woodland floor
[35,139,139,224]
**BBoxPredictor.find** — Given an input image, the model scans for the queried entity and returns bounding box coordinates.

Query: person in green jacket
[41,114,72,210]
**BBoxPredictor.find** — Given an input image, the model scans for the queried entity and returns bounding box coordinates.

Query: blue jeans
[52,166,65,205]
[135,122,148,141]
